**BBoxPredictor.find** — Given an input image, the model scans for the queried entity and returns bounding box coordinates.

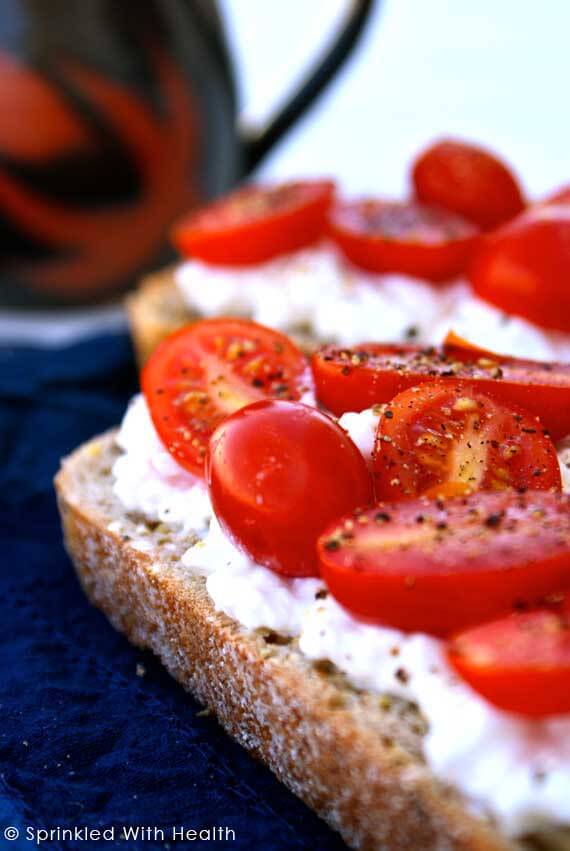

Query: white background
[223,0,569,199]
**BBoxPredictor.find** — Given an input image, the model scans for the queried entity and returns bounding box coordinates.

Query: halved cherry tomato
[142,319,309,476]
[317,490,570,635]
[448,607,570,717]
[412,138,525,230]
[470,206,570,333]
[373,382,560,500]
[328,199,479,282]
[171,180,335,266]
[207,400,373,577]
[441,330,499,361]
[311,342,570,440]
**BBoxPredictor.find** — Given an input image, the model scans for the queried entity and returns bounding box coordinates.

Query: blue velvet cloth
[0,333,347,851]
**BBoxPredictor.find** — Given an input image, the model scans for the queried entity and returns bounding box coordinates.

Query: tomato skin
[317,490,570,636]
[311,342,570,441]
[412,138,525,230]
[373,382,561,501]
[171,180,335,266]
[142,318,309,476]
[207,400,373,577]
[328,199,479,282]
[448,608,570,717]
[470,206,570,333]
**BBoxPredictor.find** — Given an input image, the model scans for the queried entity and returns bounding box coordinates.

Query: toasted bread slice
[127,268,322,365]
[126,267,195,365]
[55,430,568,851]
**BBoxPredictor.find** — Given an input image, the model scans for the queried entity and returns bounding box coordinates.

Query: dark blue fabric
[0,333,347,851]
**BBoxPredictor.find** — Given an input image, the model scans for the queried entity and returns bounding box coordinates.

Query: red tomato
[207,400,373,577]
[328,199,479,282]
[142,319,309,476]
[311,341,570,441]
[412,138,525,230]
[317,490,570,635]
[373,382,560,500]
[470,206,570,333]
[448,608,570,717]
[171,180,335,265]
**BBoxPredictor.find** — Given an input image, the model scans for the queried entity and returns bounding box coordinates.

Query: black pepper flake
[384,409,394,419]
[395,668,410,685]
[375,511,391,524]
[341,366,351,376]
[324,539,340,551]
[251,377,264,388]
[484,512,504,528]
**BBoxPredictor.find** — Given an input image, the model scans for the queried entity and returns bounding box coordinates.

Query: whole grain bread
[126,268,324,365]
[55,431,570,851]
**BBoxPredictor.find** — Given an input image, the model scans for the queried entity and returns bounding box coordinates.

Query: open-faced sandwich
[127,138,570,367]
[57,140,570,850]
[57,311,570,850]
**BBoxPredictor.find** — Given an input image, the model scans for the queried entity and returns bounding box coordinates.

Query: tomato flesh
[328,199,479,282]
[448,608,570,717]
[470,206,570,333]
[318,490,570,636]
[207,400,373,577]
[412,138,525,230]
[142,319,309,476]
[172,180,335,265]
[373,382,560,500]
[311,342,570,441]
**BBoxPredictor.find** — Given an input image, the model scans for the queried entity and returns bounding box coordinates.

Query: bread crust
[126,268,194,365]
[54,432,525,851]
[126,268,324,365]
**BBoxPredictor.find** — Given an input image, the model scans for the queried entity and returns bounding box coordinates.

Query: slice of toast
[127,268,323,366]
[126,267,195,366]
[55,430,553,851]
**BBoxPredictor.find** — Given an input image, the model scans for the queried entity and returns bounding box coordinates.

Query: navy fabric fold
[0,333,346,851]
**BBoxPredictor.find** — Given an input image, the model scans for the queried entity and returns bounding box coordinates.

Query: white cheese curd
[112,397,570,836]
[176,245,447,347]
[113,394,210,535]
[299,596,570,837]
[338,407,381,464]
[183,515,324,634]
[428,282,570,361]
[176,243,570,361]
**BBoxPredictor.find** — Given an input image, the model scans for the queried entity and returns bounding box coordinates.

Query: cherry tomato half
[412,138,525,230]
[328,199,479,282]
[448,607,570,717]
[311,341,570,441]
[142,319,309,476]
[207,400,373,577]
[171,180,335,266]
[470,206,570,333]
[373,383,560,501]
[318,490,570,636]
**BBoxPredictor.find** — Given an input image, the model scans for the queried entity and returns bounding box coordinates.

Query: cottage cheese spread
[113,394,570,836]
[176,244,570,360]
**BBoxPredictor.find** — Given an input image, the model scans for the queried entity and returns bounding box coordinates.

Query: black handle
[241,0,378,175]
